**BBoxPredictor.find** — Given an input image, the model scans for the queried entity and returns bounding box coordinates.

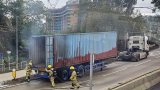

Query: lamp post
[16,16,19,70]
[7,50,11,70]
[90,53,94,90]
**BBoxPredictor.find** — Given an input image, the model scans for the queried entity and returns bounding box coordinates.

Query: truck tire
[136,54,140,62]
[78,65,85,77]
[61,70,69,81]
[145,52,148,59]
[146,51,149,56]
[131,57,137,62]
[131,54,140,62]
[100,62,105,71]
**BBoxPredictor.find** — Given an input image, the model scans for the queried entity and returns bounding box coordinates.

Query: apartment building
[48,0,79,32]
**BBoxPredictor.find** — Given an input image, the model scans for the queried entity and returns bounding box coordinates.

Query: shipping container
[30,32,117,80]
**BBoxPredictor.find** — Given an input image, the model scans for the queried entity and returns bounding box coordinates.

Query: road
[147,82,160,90]
[2,48,160,90]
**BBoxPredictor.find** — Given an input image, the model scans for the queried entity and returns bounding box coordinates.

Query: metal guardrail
[0,61,27,73]
[150,37,160,45]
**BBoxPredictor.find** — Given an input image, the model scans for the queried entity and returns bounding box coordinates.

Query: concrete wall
[108,68,160,90]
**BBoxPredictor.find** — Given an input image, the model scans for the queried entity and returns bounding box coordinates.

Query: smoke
[20,0,47,58]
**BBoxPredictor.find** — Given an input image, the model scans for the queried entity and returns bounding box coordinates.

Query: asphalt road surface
[2,48,160,90]
[147,82,160,90]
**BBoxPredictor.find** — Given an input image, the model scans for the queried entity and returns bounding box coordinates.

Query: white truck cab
[128,36,149,52]
[119,33,149,62]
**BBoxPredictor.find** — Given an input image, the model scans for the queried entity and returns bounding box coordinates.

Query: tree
[79,0,137,14]
[0,0,15,55]
[23,0,46,35]
[20,0,47,56]
[0,0,47,57]
[151,0,160,9]
[77,0,140,32]
[0,0,7,16]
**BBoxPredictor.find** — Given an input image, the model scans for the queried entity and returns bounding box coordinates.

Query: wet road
[2,49,160,90]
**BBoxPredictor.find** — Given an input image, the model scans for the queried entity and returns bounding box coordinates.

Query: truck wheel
[100,62,104,71]
[136,55,140,62]
[146,51,149,56]
[78,65,85,77]
[145,53,148,59]
[131,56,136,62]
[61,70,69,81]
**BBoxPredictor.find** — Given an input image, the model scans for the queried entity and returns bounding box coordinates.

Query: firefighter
[70,66,80,89]
[26,61,32,82]
[45,65,55,88]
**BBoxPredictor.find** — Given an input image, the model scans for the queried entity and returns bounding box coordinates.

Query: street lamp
[90,53,94,90]
[14,7,19,70]
[7,50,11,70]
[16,16,19,70]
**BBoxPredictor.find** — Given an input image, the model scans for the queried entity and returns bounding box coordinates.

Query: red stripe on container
[54,48,117,68]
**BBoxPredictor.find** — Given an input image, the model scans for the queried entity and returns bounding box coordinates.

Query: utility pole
[89,1,94,89]
[16,16,19,70]
[90,53,94,90]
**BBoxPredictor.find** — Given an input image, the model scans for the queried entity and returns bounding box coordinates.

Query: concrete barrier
[107,68,160,90]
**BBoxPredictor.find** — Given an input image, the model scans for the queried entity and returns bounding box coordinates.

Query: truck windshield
[133,41,139,44]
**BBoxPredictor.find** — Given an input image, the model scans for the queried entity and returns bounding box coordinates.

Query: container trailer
[29,32,117,81]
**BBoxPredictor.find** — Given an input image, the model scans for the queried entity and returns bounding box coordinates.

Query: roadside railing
[0,60,27,73]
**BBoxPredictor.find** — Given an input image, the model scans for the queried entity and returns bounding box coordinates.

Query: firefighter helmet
[48,65,52,69]
[28,62,32,66]
[70,66,75,70]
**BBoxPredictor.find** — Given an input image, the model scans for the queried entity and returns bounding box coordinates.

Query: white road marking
[102,59,152,77]
[102,67,129,77]
[149,51,160,57]
[149,53,159,57]
[155,56,160,59]
[134,60,152,67]
[149,52,154,56]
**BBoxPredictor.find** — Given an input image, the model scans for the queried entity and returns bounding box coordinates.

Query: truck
[29,32,117,81]
[119,32,149,61]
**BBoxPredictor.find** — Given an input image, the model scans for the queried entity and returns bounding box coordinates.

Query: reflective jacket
[46,68,54,77]
[26,65,32,73]
[70,70,77,81]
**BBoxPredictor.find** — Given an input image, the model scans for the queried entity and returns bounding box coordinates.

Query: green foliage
[79,0,137,14]
[20,0,47,57]
[151,0,160,9]
[0,0,7,16]
[77,0,146,38]
[24,0,46,22]
[0,0,47,58]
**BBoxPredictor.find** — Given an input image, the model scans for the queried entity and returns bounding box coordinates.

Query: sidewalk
[0,70,26,83]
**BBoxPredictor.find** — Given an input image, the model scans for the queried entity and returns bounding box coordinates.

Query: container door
[46,36,54,67]
[30,37,45,67]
